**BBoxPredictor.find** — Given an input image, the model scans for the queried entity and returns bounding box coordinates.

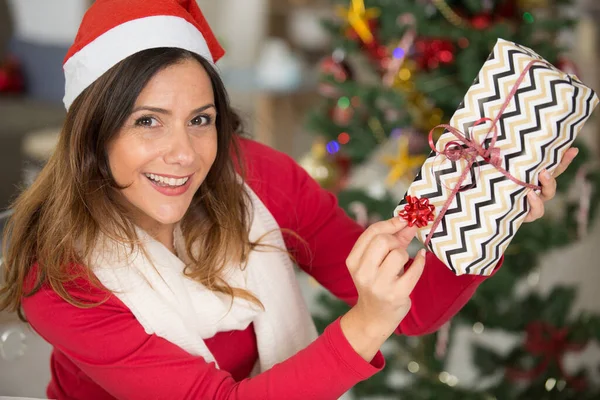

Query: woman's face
[107,58,218,230]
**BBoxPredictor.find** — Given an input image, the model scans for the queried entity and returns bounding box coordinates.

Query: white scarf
[90,184,318,373]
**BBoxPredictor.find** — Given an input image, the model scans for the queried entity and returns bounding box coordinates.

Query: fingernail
[418,249,426,257]
[574,148,580,156]
[543,169,551,180]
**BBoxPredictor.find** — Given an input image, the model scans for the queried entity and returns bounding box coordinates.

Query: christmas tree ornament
[299,139,341,190]
[557,57,579,76]
[382,135,427,186]
[471,13,493,30]
[435,321,451,359]
[506,321,588,391]
[330,97,354,126]
[431,0,467,27]
[0,55,25,94]
[336,0,381,45]
[575,165,591,239]
[318,54,354,97]
[367,117,387,144]
[383,13,417,87]
[392,59,417,92]
[414,38,455,70]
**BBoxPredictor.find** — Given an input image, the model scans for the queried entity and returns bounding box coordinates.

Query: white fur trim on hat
[63,15,213,110]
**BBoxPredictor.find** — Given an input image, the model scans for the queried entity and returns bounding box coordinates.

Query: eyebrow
[131,104,216,115]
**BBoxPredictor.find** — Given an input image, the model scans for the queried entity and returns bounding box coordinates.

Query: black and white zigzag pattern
[394,39,598,276]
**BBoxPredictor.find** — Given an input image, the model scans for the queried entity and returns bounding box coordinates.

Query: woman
[0,1,573,399]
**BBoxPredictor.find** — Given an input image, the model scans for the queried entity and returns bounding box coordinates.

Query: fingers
[553,147,578,178]
[524,190,545,223]
[354,233,403,276]
[376,247,410,284]
[347,217,409,268]
[394,249,426,295]
[538,169,557,201]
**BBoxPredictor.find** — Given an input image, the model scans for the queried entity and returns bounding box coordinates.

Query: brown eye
[135,116,157,127]
[190,115,212,126]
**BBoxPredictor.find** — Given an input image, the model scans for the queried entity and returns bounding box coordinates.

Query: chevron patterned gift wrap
[393,38,599,276]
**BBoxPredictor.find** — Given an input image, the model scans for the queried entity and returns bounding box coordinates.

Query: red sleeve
[22,279,384,400]
[240,138,501,336]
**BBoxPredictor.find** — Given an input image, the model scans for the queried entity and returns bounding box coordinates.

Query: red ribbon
[398,195,435,228]
[423,59,544,248]
[506,321,588,390]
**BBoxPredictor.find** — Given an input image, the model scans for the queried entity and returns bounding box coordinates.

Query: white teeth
[145,173,189,187]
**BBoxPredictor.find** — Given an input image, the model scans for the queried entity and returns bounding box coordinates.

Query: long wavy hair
[0,48,261,319]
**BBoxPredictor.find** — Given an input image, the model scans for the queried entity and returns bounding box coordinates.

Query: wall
[6,0,88,46]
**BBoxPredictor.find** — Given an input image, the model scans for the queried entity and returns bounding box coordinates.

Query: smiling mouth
[144,173,191,188]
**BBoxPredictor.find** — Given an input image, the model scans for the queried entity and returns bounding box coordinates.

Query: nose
[163,125,195,166]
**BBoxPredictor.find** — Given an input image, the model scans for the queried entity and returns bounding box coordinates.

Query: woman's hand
[340,217,426,361]
[524,148,579,223]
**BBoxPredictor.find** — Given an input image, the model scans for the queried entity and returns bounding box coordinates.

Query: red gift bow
[423,59,545,248]
[398,195,435,228]
[506,321,588,390]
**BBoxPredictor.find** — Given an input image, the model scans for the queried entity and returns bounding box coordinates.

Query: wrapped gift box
[394,38,598,276]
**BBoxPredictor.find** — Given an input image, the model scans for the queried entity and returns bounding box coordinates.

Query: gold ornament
[299,139,340,190]
[381,135,426,187]
[393,59,417,92]
[431,0,467,27]
[336,0,381,44]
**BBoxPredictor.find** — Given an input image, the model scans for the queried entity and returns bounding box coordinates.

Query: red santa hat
[62,0,225,110]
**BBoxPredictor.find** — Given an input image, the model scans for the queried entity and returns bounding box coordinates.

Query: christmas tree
[303,0,600,398]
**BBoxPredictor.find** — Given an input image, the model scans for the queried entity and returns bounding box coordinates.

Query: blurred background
[1,0,600,398]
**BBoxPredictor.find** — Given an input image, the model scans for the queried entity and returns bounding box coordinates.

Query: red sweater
[22,138,499,399]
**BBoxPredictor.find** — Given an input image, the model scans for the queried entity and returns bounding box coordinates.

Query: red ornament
[397,195,435,228]
[414,38,455,71]
[0,56,25,94]
[318,56,354,98]
[506,321,588,391]
[557,57,579,76]
[495,0,519,19]
[330,104,354,126]
[471,13,493,30]
[345,18,388,68]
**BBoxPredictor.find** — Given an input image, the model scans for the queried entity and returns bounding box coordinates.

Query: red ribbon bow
[422,59,545,248]
[506,321,588,390]
[398,195,435,228]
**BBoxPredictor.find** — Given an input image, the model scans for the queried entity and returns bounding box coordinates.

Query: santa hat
[62,0,225,110]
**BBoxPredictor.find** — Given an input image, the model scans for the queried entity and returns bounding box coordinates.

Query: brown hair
[0,48,261,319]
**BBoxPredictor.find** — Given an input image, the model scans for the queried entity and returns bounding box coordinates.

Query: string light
[398,67,412,81]
[473,322,485,334]
[527,271,540,286]
[458,37,469,48]
[523,12,535,23]
[447,375,459,387]
[337,96,351,109]
[545,377,557,391]
[393,47,406,59]
[556,380,567,391]
[438,371,450,383]
[391,128,402,138]
[407,361,420,373]
[326,140,340,154]
[338,132,350,144]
